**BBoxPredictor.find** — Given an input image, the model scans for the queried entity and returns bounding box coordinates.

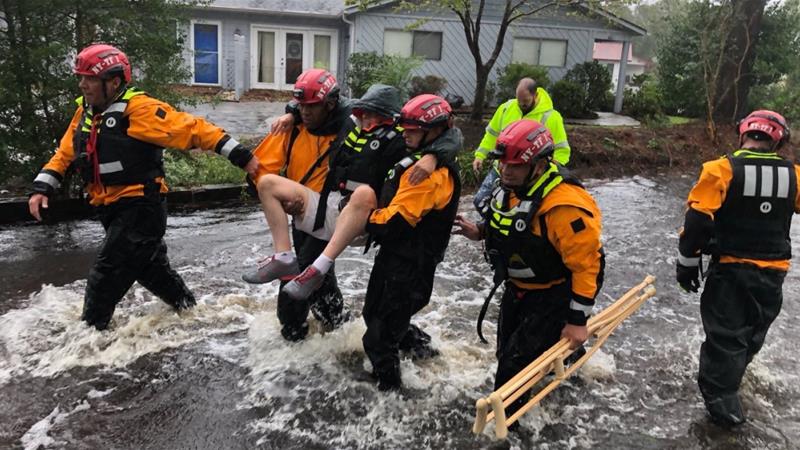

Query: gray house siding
[349,2,641,104]
[184,8,347,90]
[185,0,643,107]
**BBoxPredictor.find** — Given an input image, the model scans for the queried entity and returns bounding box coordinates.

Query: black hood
[351,84,402,119]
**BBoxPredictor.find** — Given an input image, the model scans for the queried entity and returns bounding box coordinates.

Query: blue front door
[194,23,219,84]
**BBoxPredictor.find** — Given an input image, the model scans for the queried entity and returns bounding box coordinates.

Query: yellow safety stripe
[526,163,560,196]
[732,149,782,160]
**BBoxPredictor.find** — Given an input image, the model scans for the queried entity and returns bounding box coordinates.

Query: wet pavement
[183,101,285,139]
[1,175,799,449]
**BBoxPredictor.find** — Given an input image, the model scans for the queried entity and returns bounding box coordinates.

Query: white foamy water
[0,277,276,384]
[2,180,799,448]
[20,401,90,450]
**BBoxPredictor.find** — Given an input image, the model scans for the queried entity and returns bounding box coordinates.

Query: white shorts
[294,189,343,241]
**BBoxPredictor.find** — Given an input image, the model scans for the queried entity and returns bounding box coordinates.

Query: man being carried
[241,68,349,341]
[281,94,462,390]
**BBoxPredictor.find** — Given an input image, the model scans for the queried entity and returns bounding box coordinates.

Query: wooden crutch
[473,275,657,439]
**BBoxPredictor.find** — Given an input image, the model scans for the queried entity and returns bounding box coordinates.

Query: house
[184,0,645,111]
[183,0,347,92]
[593,41,649,90]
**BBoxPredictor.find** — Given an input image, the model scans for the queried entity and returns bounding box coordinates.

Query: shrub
[345,52,422,99]
[564,61,613,112]
[163,149,245,188]
[623,74,668,125]
[495,62,551,101]
[551,79,595,119]
[410,75,448,97]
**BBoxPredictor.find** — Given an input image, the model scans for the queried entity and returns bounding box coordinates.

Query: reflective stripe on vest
[487,163,562,236]
[732,150,790,199]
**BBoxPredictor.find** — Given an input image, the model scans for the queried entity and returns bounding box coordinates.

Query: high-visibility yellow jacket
[474,87,570,165]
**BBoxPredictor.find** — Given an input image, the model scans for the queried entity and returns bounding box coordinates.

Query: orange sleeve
[369,167,454,227]
[124,96,227,151]
[795,165,800,212]
[686,159,732,218]
[251,132,290,183]
[42,107,83,176]
[545,204,604,300]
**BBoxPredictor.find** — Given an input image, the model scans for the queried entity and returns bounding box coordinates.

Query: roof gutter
[341,11,355,56]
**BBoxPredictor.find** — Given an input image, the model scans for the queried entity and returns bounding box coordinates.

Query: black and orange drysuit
[249,99,350,341]
[479,162,604,413]
[362,127,463,390]
[31,87,254,330]
[678,149,800,417]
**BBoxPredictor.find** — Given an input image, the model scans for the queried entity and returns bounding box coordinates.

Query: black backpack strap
[307,137,345,231]
[279,126,301,177]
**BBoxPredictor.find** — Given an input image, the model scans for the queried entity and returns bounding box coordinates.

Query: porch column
[234,30,245,100]
[613,40,630,113]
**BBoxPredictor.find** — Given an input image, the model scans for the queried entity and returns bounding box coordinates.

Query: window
[314,35,332,70]
[192,22,220,84]
[383,30,442,60]
[412,31,442,60]
[384,30,412,57]
[511,38,567,67]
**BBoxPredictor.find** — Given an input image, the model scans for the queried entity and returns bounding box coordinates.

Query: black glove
[676,262,701,292]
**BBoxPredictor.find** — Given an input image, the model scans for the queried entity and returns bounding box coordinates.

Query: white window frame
[383,29,443,60]
[511,37,569,68]
[189,19,223,86]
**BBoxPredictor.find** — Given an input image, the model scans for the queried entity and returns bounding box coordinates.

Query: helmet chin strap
[99,78,126,111]
[517,158,548,195]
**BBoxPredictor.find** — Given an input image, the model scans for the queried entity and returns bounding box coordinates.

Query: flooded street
[1,175,799,449]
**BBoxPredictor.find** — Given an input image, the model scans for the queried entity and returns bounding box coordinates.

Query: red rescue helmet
[491,119,555,165]
[74,44,132,83]
[738,110,790,149]
[292,68,339,104]
[397,94,452,130]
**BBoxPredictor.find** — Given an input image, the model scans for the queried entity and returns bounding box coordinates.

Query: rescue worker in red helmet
[28,43,259,331]
[454,119,604,419]
[273,94,462,389]
[242,68,351,341]
[360,94,462,391]
[677,110,798,427]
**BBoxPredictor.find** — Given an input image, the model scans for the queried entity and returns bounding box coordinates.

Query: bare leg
[281,185,377,299]
[322,185,376,260]
[257,174,309,253]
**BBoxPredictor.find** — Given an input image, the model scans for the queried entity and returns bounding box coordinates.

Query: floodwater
[1,175,799,449]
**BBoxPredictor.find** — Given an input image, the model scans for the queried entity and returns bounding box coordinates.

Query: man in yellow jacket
[472,78,570,211]
[455,119,603,419]
[28,44,259,330]
[677,110,798,427]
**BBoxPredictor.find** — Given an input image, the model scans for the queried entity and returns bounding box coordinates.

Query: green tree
[0,0,200,187]
[656,0,798,139]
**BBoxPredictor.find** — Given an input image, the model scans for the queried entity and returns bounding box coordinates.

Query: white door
[252,28,278,89]
[251,27,338,90]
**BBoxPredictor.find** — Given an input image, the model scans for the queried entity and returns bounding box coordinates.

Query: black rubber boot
[705,394,746,427]
[374,364,402,392]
